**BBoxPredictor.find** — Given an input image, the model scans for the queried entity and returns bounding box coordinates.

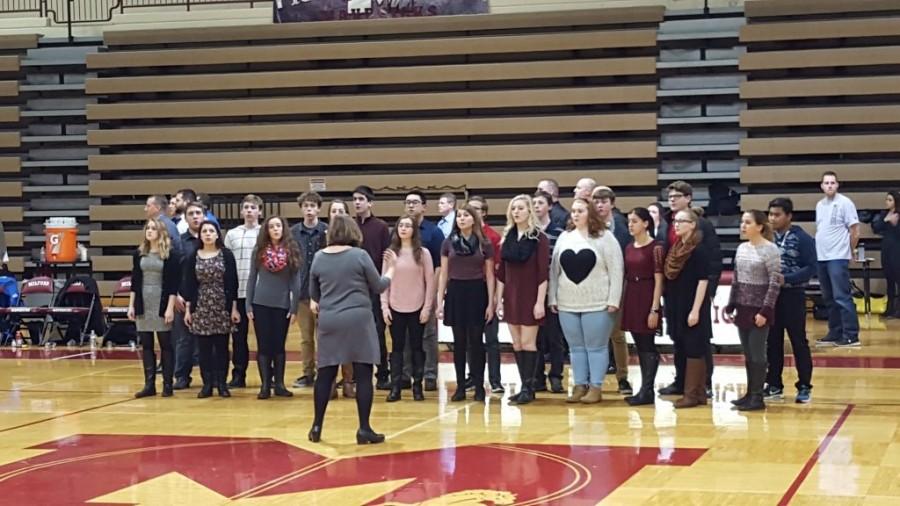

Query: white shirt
[437,211,455,239]
[815,193,859,261]
[224,224,261,299]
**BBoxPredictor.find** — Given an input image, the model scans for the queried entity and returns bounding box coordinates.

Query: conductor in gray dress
[308,215,396,445]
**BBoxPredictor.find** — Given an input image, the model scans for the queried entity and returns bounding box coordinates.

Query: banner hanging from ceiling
[275,0,490,23]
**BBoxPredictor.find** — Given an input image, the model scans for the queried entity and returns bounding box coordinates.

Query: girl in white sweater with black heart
[549,198,624,404]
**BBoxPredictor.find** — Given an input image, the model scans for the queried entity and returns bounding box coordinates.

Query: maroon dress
[498,233,550,326]
[621,241,664,334]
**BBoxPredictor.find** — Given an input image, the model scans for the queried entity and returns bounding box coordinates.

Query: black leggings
[313,362,375,430]
[231,299,249,376]
[139,331,173,354]
[452,323,486,389]
[390,309,425,382]
[198,334,229,383]
[632,332,657,354]
[252,304,289,356]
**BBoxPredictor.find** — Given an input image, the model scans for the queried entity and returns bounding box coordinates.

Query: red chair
[103,276,136,346]
[3,277,55,343]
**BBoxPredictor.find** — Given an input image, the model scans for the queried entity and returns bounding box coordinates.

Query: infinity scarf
[664,231,702,280]
[501,228,538,263]
[450,232,480,257]
[264,245,288,273]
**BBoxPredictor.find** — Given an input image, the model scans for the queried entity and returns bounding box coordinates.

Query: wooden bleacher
[0,34,36,274]
[84,7,664,279]
[739,0,900,283]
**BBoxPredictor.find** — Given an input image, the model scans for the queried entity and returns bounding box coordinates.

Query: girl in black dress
[664,209,711,409]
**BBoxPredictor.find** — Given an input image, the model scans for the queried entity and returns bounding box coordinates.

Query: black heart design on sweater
[560,249,596,285]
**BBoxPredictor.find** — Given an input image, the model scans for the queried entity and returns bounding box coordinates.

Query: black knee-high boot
[512,351,537,405]
[625,352,658,406]
[135,348,157,398]
[273,354,293,397]
[257,354,272,399]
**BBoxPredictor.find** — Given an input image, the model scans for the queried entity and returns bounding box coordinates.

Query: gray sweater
[310,247,391,308]
[245,247,302,314]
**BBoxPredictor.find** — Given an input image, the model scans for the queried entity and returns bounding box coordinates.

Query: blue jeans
[818,260,859,340]
[559,310,615,387]
[173,311,198,380]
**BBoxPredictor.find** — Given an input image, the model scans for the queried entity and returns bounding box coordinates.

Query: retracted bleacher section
[0,34,39,274]
[84,7,665,277]
[739,0,900,289]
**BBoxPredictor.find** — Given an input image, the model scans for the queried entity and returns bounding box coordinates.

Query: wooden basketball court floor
[0,317,898,505]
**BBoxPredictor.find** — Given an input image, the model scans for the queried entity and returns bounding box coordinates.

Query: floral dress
[191,251,232,336]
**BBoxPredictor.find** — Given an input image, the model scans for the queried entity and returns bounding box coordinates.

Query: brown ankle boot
[674,358,707,409]
[567,384,589,403]
[580,386,603,404]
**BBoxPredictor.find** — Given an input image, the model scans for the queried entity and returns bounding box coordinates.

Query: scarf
[664,231,701,280]
[450,231,480,257]
[501,228,538,263]
[263,244,289,273]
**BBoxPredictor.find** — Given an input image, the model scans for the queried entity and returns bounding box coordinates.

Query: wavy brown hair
[255,216,301,272]
[567,197,607,238]
[138,217,172,259]
[450,204,486,244]
[389,214,424,265]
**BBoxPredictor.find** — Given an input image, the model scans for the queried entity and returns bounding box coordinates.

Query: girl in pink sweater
[381,214,435,402]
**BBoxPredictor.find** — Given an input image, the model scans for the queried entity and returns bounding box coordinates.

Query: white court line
[50,352,93,361]
[386,401,476,441]
[18,364,136,390]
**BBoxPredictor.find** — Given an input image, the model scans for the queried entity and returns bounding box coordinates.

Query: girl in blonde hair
[129,218,181,398]
[496,195,549,405]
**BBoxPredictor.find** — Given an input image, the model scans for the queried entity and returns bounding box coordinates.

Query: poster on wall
[275,0,490,23]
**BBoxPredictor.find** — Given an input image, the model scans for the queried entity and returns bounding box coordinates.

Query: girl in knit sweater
[549,198,624,404]
[726,210,782,411]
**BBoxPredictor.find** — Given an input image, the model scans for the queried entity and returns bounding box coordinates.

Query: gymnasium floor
[0,317,898,505]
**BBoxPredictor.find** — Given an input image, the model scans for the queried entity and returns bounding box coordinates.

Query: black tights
[452,324,485,389]
[313,362,375,431]
[632,332,657,354]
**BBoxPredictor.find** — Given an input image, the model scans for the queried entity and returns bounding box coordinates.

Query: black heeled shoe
[308,425,322,443]
[258,386,271,400]
[356,428,385,445]
[134,384,156,399]
[386,386,401,402]
[731,393,750,407]
[161,384,174,398]
[273,384,293,397]
[197,384,213,399]
[451,389,466,402]
[473,386,486,402]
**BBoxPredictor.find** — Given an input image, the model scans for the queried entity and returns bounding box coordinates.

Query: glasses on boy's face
[673,219,693,224]
[405,200,422,206]
[668,193,685,201]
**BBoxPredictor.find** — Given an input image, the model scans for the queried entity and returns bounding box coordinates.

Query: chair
[103,276,136,346]
[5,277,55,344]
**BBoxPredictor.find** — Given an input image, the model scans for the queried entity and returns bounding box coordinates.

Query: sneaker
[617,379,633,395]
[464,377,474,391]
[835,337,861,347]
[490,383,505,394]
[815,334,841,347]
[763,385,784,400]
[795,387,812,404]
[292,375,314,388]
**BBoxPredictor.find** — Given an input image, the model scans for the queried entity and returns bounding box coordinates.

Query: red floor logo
[0,435,704,504]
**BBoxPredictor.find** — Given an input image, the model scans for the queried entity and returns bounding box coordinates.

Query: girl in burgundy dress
[620,208,664,406]
[496,195,550,405]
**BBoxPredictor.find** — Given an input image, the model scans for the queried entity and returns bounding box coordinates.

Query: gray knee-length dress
[136,252,170,333]
[309,248,391,367]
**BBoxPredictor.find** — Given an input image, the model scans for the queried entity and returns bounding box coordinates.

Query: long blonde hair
[138,217,172,259]
[502,194,542,243]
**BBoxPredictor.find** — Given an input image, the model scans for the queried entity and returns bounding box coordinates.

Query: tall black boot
[411,350,425,401]
[387,351,403,402]
[508,351,524,403]
[257,354,272,400]
[135,349,157,398]
[272,354,293,397]
[161,347,175,397]
[512,351,537,405]
[625,352,658,406]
